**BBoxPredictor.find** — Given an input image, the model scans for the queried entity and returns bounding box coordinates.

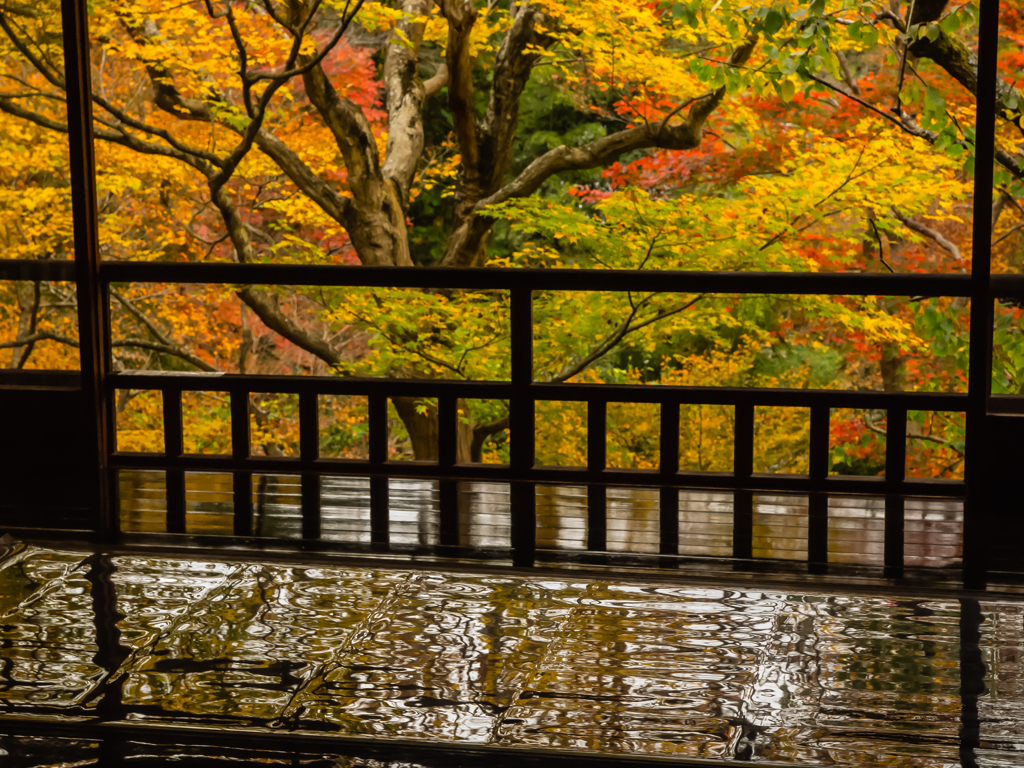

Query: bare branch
[805,72,1024,182]
[423,63,449,98]
[111,339,220,372]
[0,12,65,90]
[93,93,223,168]
[893,210,963,264]
[109,287,222,372]
[551,295,703,383]
[479,3,557,191]
[0,330,79,349]
[835,49,861,97]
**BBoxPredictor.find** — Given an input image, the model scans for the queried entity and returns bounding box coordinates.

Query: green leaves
[992,304,1024,395]
[846,20,879,47]
[208,100,251,131]
[763,8,785,35]
[669,0,701,27]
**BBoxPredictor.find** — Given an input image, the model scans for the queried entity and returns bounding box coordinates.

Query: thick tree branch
[0,94,68,133]
[875,1,1024,133]
[95,1,409,268]
[205,181,346,366]
[236,287,342,366]
[479,3,556,192]
[0,16,211,167]
[92,92,223,168]
[0,12,65,90]
[302,48,381,196]
[436,35,756,268]
[438,0,480,184]
[439,3,558,267]
[303,53,412,265]
[423,63,449,98]
[910,29,1024,132]
[108,2,363,238]
[252,130,351,224]
[471,414,509,463]
[112,14,215,121]
[211,1,364,192]
[381,0,435,207]
[477,36,758,213]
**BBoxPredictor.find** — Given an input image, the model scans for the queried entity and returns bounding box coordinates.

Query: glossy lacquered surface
[0,544,1020,766]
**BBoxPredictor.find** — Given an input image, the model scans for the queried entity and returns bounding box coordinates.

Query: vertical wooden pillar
[963,0,1000,585]
[62,0,113,538]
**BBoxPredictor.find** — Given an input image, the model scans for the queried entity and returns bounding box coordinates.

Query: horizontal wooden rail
[108,371,971,409]
[109,452,964,495]
[4,258,1024,298]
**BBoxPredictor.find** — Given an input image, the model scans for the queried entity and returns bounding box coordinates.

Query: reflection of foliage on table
[1,0,1017,477]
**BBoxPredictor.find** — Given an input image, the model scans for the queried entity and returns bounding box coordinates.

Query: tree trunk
[880,347,905,392]
[392,396,474,462]
[10,281,40,369]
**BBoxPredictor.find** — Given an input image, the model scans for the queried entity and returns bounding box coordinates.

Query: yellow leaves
[2,186,64,213]
[529,0,739,106]
[323,287,511,382]
[0,284,80,371]
[419,5,511,57]
[606,401,659,470]
[422,12,449,50]
[415,140,462,199]
[115,389,164,453]
[0,112,76,259]
[354,3,406,33]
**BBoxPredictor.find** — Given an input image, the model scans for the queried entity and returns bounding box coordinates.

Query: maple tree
[0,0,1019,478]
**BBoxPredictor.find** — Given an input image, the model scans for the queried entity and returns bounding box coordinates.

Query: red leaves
[295,39,385,121]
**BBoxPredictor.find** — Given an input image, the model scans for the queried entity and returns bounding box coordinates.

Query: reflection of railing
[4,258,1009,573]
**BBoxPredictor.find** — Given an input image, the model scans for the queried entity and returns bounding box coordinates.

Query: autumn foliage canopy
[1,0,1022,477]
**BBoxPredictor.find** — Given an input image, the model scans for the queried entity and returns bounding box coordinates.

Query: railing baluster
[885,407,907,575]
[162,388,185,534]
[587,400,607,552]
[733,403,754,560]
[368,395,389,546]
[299,392,321,540]
[231,389,252,536]
[510,481,535,567]
[510,287,536,566]
[808,406,830,571]
[659,401,680,556]
[438,397,459,547]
